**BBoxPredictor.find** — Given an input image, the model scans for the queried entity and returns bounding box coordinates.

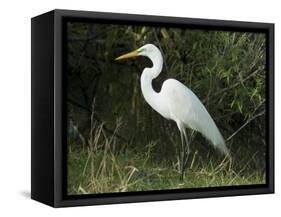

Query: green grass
[67,146,266,195]
[67,114,265,195]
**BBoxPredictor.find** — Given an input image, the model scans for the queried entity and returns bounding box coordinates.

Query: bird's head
[115,44,160,61]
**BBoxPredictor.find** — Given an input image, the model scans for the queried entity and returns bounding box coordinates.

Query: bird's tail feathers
[212,132,231,159]
[196,124,231,159]
[215,140,230,157]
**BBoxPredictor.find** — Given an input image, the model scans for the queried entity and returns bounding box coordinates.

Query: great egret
[115,44,229,185]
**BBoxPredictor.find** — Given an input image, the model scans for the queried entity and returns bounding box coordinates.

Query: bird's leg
[183,130,190,169]
[179,130,185,185]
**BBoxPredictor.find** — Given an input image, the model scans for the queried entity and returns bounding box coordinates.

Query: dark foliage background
[66,21,266,194]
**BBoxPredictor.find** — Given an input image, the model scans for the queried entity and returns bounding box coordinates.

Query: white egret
[115,44,229,185]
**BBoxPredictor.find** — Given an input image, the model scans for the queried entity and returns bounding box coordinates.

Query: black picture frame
[31,9,274,207]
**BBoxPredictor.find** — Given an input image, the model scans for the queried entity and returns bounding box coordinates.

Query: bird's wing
[161,79,229,155]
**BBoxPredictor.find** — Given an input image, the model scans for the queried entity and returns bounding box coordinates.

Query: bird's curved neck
[144,50,163,79]
[140,50,166,116]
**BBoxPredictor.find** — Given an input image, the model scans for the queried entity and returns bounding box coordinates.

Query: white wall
[0,0,279,216]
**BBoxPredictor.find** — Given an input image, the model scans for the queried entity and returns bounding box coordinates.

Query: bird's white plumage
[160,79,228,155]
[137,44,229,155]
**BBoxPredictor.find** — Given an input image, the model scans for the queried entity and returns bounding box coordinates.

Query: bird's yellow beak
[115,50,140,61]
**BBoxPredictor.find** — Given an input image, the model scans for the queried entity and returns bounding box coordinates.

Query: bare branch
[226,110,265,142]
[67,98,128,143]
